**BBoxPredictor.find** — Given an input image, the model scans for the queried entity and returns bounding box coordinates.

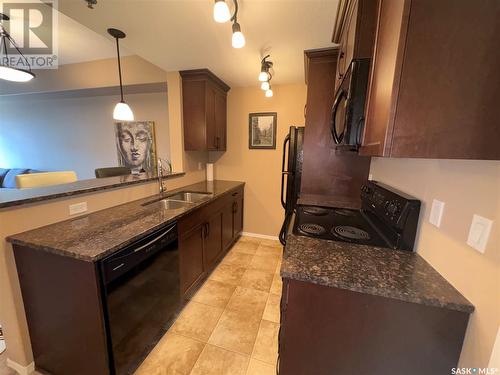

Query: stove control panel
[361,181,420,228]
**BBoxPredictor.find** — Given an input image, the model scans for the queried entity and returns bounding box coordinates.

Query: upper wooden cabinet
[361,0,500,160]
[332,0,378,93]
[180,69,230,151]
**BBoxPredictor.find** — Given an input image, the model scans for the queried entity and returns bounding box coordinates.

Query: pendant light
[0,13,35,83]
[261,81,270,91]
[265,86,273,97]
[108,28,134,121]
[212,0,245,49]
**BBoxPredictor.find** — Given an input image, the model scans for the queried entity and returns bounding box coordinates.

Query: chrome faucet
[158,158,165,195]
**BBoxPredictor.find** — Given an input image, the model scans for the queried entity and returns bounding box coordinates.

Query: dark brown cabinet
[178,185,244,297]
[332,0,378,92]
[180,69,230,151]
[360,0,500,160]
[279,279,470,375]
[179,224,205,295]
[204,211,223,270]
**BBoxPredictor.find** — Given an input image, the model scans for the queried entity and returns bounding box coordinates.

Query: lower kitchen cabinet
[179,224,205,295]
[279,279,470,375]
[204,211,223,270]
[178,185,244,297]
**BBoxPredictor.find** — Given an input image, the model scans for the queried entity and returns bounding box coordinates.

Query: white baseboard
[6,358,35,375]
[241,232,279,241]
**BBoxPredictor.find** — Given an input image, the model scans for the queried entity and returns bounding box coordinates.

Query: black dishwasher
[100,222,180,375]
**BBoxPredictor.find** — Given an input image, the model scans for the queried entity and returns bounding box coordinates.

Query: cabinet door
[222,202,234,251]
[360,0,409,156]
[179,225,205,295]
[233,196,243,238]
[205,85,218,151]
[204,212,223,269]
[215,90,227,151]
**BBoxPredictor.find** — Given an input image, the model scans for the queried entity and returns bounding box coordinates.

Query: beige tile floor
[135,236,283,375]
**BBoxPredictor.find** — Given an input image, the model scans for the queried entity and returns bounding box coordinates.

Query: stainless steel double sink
[143,191,213,209]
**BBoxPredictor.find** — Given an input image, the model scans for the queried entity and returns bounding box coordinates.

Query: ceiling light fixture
[258,55,274,98]
[0,13,35,83]
[212,0,245,49]
[259,55,273,82]
[213,0,231,23]
[108,28,134,121]
[85,0,98,9]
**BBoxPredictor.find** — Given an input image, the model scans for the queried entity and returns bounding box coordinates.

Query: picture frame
[248,112,277,149]
[115,121,157,174]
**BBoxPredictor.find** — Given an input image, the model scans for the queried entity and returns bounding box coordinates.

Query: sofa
[0,168,43,189]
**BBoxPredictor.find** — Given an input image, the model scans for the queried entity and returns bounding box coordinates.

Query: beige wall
[0,70,207,368]
[209,84,307,237]
[370,157,500,367]
[0,55,166,96]
[0,91,171,179]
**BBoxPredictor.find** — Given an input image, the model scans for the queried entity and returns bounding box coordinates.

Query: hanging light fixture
[212,0,245,49]
[108,28,134,121]
[0,13,35,83]
[259,55,273,82]
[213,0,231,23]
[261,81,270,91]
[265,86,273,98]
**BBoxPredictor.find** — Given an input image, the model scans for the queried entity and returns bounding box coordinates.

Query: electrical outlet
[429,199,445,228]
[467,214,493,254]
[69,202,88,216]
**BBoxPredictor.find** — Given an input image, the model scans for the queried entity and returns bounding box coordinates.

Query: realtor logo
[1,0,58,69]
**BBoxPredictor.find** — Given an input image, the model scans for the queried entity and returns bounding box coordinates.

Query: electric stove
[293,181,421,251]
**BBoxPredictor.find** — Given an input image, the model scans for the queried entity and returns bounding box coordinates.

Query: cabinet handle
[232,192,238,197]
[216,137,220,150]
[233,201,238,214]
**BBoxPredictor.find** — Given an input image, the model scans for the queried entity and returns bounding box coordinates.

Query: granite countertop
[7,180,244,262]
[0,172,185,210]
[281,234,474,313]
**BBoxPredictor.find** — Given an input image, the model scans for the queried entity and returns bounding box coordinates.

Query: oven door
[331,64,352,145]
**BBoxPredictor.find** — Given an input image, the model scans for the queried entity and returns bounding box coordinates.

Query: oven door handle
[133,225,176,253]
[281,134,291,209]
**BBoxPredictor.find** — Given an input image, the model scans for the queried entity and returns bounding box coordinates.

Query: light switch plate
[429,199,445,228]
[467,214,493,254]
[69,202,88,216]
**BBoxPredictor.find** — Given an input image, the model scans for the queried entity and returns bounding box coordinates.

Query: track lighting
[213,0,245,49]
[0,13,35,83]
[231,22,245,48]
[213,0,231,23]
[108,28,134,121]
[259,55,273,82]
[258,55,274,97]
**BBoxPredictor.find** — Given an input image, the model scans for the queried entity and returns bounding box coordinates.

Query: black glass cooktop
[293,205,388,247]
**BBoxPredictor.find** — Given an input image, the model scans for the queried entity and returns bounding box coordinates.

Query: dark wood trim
[332,0,350,43]
[304,47,340,84]
[179,69,230,93]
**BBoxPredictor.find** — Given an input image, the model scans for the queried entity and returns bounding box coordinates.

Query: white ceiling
[58,0,339,87]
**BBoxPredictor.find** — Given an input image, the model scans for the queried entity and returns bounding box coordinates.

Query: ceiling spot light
[213,0,231,23]
[231,22,245,48]
[212,0,245,49]
[0,13,35,83]
[108,28,134,121]
[259,55,273,82]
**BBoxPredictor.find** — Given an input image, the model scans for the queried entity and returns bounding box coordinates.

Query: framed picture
[249,112,277,149]
[115,121,157,173]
